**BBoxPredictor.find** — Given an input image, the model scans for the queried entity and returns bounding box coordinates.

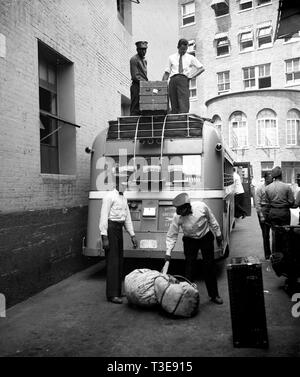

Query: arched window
[286,109,300,146]
[212,115,222,131]
[256,109,278,147]
[229,111,248,148]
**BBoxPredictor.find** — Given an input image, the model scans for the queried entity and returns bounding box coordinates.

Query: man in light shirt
[233,167,247,219]
[162,39,204,114]
[164,193,223,304]
[99,180,137,304]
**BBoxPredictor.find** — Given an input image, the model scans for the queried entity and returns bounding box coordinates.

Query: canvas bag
[124,269,162,307]
[154,274,200,318]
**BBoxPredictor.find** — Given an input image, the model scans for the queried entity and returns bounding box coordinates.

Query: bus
[83,113,236,260]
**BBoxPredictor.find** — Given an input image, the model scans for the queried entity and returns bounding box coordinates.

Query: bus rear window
[96,155,202,192]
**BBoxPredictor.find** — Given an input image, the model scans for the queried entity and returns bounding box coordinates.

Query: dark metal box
[139,81,168,113]
[227,256,269,348]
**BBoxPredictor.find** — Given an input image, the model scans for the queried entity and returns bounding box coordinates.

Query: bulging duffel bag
[124,269,162,307]
[154,274,200,318]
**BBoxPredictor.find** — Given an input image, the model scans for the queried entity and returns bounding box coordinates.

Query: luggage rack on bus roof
[107,113,210,141]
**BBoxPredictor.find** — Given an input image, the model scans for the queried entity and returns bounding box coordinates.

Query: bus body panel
[84,116,236,260]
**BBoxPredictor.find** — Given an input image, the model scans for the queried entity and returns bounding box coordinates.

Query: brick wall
[0,0,178,305]
[178,0,300,184]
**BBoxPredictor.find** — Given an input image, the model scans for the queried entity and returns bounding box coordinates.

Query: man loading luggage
[130,41,148,115]
[164,193,223,304]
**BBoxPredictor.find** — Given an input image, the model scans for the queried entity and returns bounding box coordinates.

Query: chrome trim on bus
[89,190,225,200]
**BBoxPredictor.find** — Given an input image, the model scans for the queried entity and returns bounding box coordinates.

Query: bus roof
[107,113,208,141]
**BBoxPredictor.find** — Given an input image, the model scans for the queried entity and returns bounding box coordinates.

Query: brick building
[178,0,300,185]
[0,0,178,306]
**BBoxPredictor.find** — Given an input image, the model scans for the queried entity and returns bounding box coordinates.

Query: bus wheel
[223,245,230,258]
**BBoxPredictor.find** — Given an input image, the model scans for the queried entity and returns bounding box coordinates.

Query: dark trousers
[130,82,140,115]
[169,74,190,114]
[234,193,247,218]
[257,211,271,259]
[182,231,219,298]
[267,208,290,254]
[106,220,124,299]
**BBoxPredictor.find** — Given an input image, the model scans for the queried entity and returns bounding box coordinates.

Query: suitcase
[139,81,168,114]
[227,256,269,348]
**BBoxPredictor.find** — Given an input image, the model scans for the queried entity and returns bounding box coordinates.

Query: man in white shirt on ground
[162,39,204,114]
[99,180,137,304]
[164,193,223,304]
[233,167,247,219]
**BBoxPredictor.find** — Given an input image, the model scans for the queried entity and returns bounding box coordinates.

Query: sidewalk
[0,210,299,357]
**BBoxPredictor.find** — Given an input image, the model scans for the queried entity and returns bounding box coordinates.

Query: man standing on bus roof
[99,178,138,304]
[130,41,148,115]
[162,39,204,114]
[164,193,223,304]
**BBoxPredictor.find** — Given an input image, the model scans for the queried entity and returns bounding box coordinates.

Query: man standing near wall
[162,39,204,114]
[99,178,138,304]
[130,41,148,115]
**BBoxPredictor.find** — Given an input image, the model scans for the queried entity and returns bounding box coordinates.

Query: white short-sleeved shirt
[165,53,203,79]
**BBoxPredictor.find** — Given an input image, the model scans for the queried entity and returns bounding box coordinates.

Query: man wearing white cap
[130,41,148,115]
[165,193,223,304]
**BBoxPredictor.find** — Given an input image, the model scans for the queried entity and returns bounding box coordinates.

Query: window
[239,0,253,11]
[211,0,229,17]
[38,41,77,175]
[285,58,300,84]
[261,161,274,178]
[243,64,271,89]
[212,115,222,131]
[284,31,300,43]
[217,71,230,93]
[257,23,273,48]
[282,162,300,184]
[256,0,271,6]
[256,109,278,147]
[182,2,195,26]
[189,78,197,99]
[258,64,271,88]
[230,112,248,148]
[286,109,300,146]
[215,33,230,56]
[239,28,254,52]
[187,40,196,56]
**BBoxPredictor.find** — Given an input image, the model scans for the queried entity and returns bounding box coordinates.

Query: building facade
[0,0,178,306]
[178,0,300,186]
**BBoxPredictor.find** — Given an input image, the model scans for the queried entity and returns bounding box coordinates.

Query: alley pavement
[0,209,299,357]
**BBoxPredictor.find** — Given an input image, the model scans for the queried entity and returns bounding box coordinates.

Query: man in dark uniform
[164,193,223,304]
[255,171,273,260]
[265,166,294,254]
[130,41,148,115]
[99,179,138,304]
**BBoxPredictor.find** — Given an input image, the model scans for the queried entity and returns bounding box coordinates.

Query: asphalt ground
[0,210,299,358]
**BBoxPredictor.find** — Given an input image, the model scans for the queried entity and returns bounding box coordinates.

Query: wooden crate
[139,81,168,113]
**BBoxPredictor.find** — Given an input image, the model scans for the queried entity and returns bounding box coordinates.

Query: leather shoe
[211,296,223,305]
[108,296,123,304]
